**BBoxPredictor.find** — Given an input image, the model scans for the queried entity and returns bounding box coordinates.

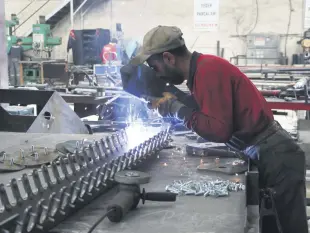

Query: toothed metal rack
[0,127,170,233]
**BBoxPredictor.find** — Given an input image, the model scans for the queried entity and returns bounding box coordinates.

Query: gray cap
[130,26,185,65]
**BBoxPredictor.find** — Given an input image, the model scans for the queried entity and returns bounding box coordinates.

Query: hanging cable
[284,0,293,58]
[246,0,259,35]
[13,0,51,33]
[17,0,36,16]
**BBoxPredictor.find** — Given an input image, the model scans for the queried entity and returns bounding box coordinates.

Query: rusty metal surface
[0,125,170,233]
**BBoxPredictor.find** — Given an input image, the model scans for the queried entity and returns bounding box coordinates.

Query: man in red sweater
[130,26,308,233]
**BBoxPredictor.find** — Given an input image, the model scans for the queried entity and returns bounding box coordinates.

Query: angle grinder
[107,170,177,222]
[88,170,177,233]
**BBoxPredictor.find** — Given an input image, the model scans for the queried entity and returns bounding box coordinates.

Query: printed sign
[194,0,219,31]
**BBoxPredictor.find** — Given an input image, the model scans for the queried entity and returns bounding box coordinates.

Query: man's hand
[151,92,186,118]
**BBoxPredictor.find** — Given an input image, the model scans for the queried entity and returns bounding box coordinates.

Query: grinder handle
[142,189,177,203]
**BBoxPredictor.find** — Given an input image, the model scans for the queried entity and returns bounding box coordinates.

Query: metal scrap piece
[55,140,92,154]
[13,147,60,168]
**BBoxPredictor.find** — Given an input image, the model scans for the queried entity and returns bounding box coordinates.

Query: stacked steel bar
[0,126,170,233]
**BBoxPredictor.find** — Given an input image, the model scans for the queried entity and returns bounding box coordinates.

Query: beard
[160,64,185,85]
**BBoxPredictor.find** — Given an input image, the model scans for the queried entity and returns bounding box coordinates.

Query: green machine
[6,15,63,83]
[6,15,62,56]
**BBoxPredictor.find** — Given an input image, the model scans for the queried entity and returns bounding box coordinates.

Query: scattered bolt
[165,179,245,198]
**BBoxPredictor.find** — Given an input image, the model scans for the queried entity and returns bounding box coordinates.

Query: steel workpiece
[0,125,170,233]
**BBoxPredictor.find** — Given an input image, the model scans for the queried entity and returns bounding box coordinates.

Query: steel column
[0,0,8,88]
[70,0,74,29]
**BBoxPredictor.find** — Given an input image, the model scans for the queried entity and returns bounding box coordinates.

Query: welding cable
[86,208,116,233]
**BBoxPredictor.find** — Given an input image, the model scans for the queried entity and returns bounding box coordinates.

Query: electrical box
[246,34,280,64]
[246,34,280,49]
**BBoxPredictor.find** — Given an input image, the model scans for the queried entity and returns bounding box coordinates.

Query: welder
[130,26,308,233]
[8,38,24,86]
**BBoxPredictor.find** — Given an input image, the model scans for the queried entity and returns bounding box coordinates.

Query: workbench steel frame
[0,127,170,233]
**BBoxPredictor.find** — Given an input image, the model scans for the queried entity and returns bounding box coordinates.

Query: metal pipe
[17,0,36,16]
[0,0,8,88]
[13,0,51,32]
[70,0,74,29]
[74,0,88,16]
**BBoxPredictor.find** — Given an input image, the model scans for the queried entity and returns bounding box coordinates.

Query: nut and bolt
[165,179,245,198]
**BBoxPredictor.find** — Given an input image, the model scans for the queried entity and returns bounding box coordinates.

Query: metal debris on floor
[165,179,245,197]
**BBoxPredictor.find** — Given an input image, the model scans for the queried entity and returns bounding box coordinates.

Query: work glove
[149,92,187,119]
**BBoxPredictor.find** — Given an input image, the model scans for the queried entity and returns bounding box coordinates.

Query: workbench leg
[40,64,44,84]
[19,63,23,86]
[244,170,260,233]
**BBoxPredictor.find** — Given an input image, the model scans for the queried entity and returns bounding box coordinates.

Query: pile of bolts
[165,179,245,197]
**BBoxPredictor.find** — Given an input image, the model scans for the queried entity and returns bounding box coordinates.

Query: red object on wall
[101,43,117,64]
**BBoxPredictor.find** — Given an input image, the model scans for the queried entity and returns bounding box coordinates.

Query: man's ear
[162,52,175,65]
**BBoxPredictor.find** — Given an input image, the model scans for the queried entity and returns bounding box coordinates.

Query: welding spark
[124,123,163,149]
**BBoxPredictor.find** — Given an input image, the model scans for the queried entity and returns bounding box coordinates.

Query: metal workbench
[0,132,246,233]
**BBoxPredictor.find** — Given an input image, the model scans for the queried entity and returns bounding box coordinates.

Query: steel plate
[56,140,92,154]
[197,160,248,175]
[13,147,60,167]
[186,143,229,156]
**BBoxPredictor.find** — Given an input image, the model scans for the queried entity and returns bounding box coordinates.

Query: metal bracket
[0,126,170,232]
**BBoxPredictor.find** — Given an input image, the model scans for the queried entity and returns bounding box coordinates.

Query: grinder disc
[13,147,59,167]
[186,143,229,157]
[0,151,25,172]
[114,170,151,185]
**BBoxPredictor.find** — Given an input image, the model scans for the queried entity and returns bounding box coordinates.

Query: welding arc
[87,208,117,233]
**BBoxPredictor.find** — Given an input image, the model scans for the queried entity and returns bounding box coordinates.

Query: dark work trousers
[246,124,308,233]
[8,59,20,86]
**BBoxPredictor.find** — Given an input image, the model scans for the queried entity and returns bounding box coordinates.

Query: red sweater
[185,53,274,143]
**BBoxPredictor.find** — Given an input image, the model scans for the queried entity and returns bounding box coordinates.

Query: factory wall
[5,0,62,36]
[52,0,305,64]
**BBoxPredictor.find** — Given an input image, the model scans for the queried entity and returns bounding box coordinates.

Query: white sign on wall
[305,0,310,29]
[194,0,219,31]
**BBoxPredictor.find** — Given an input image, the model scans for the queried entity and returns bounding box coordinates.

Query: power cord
[247,0,259,35]
[86,208,116,233]
[284,0,293,58]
